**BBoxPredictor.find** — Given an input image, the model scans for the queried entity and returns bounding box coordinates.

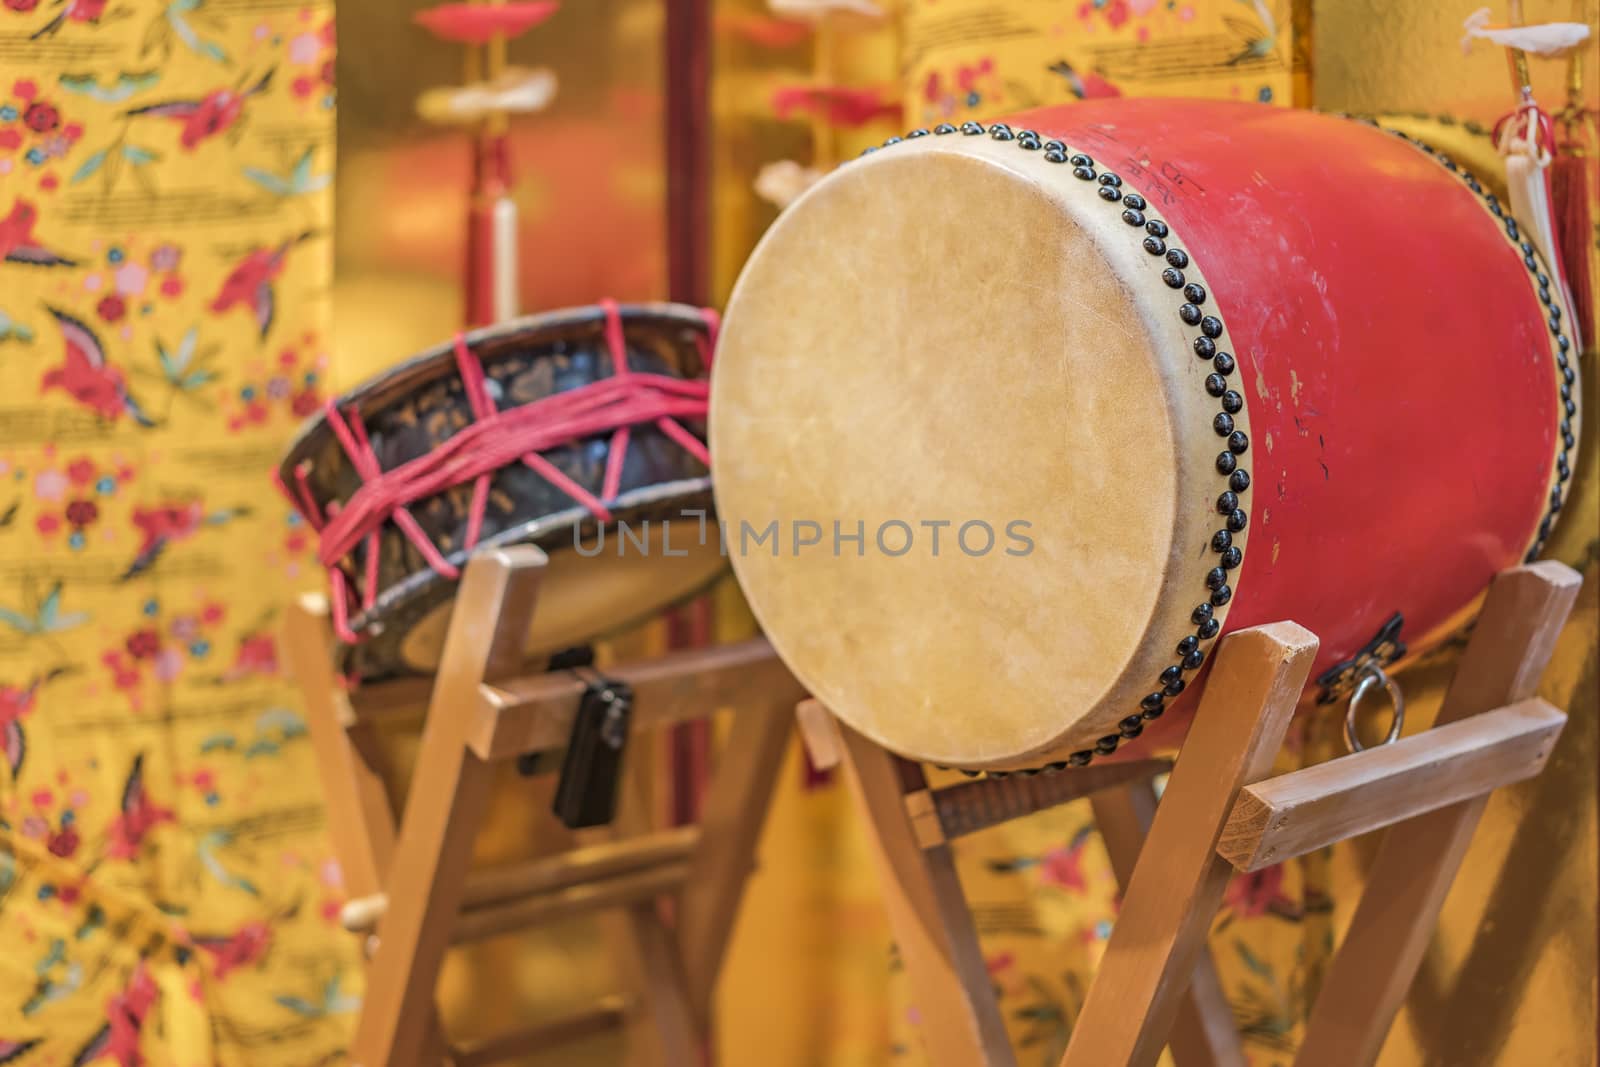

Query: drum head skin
[712,140,1238,767]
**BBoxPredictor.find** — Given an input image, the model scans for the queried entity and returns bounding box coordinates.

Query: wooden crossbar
[472,638,799,760]
[340,826,702,933]
[1219,697,1564,871]
[906,759,1173,847]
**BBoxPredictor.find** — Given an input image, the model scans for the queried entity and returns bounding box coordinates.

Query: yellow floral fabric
[0,2,357,1064]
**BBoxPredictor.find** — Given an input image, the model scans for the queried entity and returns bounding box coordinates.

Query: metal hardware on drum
[1344,664,1406,754]
[552,669,635,830]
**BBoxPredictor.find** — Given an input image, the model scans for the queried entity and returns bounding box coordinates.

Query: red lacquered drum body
[709,100,1577,769]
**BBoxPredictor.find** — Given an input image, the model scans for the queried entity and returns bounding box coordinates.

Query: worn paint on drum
[711,99,1574,768]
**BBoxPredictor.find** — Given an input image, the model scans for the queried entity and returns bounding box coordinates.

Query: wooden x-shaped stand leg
[286,547,804,1067]
[800,561,1579,1067]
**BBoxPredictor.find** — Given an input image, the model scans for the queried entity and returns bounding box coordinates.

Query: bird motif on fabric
[193,920,272,980]
[1,199,77,267]
[39,308,155,426]
[209,232,310,341]
[123,69,273,150]
[29,0,109,39]
[104,754,176,862]
[121,500,250,581]
[0,668,73,777]
[70,962,158,1067]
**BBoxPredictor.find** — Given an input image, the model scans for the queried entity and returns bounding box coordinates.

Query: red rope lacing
[275,300,719,644]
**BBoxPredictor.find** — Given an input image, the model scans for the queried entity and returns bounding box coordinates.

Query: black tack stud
[1099,186,1122,202]
[1228,430,1249,454]
[907,128,930,138]
[1213,352,1236,375]
[1205,373,1227,397]
[1565,399,1577,417]
[1211,584,1234,606]
[1227,508,1248,532]
[1119,717,1145,738]
[934,123,956,134]
[1043,139,1065,152]
[1146,236,1169,256]
[1073,166,1096,180]
[1164,677,1187,697]
[1166,248,1190,269]
[1183,648,1205,671]
[1198,617,1221,639]
[1047,761,1068,772]
[860,146,879,156]
[1192,602,1215,623]
[1145,219,1169,238]
[1177,635,1200,655]
[1217,451,1238,475]
[961,121,985,135]
[1211,529,1233,552]
[1206,566,1228,590]
[1044,149,1067,163]
[1162,267,1186,288]
[1222,390,1243,414]
[1230,469,1251,492]
[1143,704,1167,721]
[1122,208,1146,226]
[1214,412,1235,435]
[1183,283,1206,304]
[1564,431,1575,449]
[1179,302,1202,324]
[1195,337,1218,359]
[1141,691,1165,712]
[1099,172,1122,187]
[1200,315,1223,338]
[1525,254,1537,270]
[1558,335,1570,351]
[883,135,903,145]
[1159,665,1182,687]
[1220,545,1243,569]
[1123,193,1147,210]
[1217,490,1239,513]
[1068,752,1093,767]
[1562,365,1576,385]
[1069,153,1093,166]
[1095,736,1120,754]
[989,123,1014,140]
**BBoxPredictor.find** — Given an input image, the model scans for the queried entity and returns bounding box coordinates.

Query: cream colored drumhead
[711,136,1243,767]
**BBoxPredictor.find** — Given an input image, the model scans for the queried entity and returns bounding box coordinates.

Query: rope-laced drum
[278,300,724,680]
[710,100,1579,771]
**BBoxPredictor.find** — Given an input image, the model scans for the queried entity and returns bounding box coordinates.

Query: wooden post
[349,547,547,1067]
[830,716,1020,1067]
[1090,782,1246,1067]
[283,594,397,904]
[1060,622,1319,1067]
[1294,562,1581,1067]
[677,700,797,1026]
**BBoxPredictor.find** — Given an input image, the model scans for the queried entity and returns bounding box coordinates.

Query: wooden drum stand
[796,561,1581,1067]
[283,546,805,1067]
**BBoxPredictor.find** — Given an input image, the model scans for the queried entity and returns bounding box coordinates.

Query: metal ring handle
[1344,663,1405,753]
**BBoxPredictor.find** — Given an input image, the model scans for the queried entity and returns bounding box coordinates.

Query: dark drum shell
[277,302,721,679]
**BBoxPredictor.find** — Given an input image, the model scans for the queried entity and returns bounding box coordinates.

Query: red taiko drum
[709,100,1578,770]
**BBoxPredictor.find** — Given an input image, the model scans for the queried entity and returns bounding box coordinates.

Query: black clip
[551,671,633,829]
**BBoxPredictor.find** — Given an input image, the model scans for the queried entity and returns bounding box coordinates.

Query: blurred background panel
[333,0,669,387]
